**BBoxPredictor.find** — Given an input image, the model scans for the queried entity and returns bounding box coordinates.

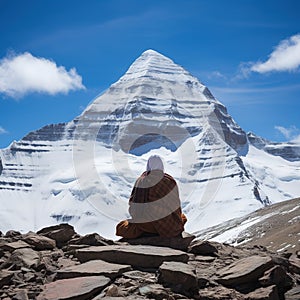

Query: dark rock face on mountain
[248,132,300,162]
[0,224,299,299]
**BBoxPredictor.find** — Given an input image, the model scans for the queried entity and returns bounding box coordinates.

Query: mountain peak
[120,49,196,83]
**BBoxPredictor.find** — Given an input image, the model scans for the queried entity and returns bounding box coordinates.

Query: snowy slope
[0,50,299,239]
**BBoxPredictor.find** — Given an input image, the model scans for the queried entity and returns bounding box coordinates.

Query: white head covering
[146,155,164,172]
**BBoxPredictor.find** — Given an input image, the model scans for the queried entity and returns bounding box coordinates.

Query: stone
[104,284,124,297]
[70,233,114,246]
[9,248,40,269]
[22,232,56,250]
[259,265,294,291]
[189,240,218,256]
[139,283,173,299]
[245,285,279,300]
[289,253,300,274]
[158,261,197,292]
[12,289,29,300]
[123,270,156,284]
[198,286,245,300]
[75,245,189,268]
[37,224,76,247]
[5,230,21,238]
[285,285,300,300]
[36,276,110,300]
[0,271,14,288]
[120,232,195,251]
[56,260,132,280]
[2,241,31,252]
[216,255,274,287]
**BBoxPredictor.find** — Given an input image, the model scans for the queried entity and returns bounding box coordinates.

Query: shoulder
[163,173,177,185]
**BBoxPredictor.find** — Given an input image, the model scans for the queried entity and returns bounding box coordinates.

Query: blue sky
[0,0,299,148]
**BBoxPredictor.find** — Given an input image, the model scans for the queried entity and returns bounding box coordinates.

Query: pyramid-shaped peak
[120,49,198,84]
[139,49,169,59]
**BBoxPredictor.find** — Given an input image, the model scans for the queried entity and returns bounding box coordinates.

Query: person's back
[116,155,187,239]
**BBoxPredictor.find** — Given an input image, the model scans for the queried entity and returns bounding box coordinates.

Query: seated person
[116,155,187,239]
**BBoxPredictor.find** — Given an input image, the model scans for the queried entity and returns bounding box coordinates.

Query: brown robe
[116,170,187,239]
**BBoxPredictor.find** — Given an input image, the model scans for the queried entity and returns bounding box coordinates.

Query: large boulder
[75,245,189,268]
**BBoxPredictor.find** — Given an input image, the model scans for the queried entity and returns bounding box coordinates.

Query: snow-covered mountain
[0,50,299,239]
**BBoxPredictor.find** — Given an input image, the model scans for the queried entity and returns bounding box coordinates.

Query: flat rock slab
[2,241,31,252]
[56,260,132,280]
[217,255,274,286]
[75,245,189,268]
[37,276,110,300]
[158,261,197,290]
[119,232,195,251]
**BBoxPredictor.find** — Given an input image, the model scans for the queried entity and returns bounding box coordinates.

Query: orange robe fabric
[116,170,187,239]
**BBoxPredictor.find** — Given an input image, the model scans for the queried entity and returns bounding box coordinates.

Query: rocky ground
[0,224,299,300]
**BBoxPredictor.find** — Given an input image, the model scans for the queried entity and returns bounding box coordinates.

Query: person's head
[146,155,164,172]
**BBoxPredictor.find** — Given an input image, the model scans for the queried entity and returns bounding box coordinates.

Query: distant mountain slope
[194,197,300,254]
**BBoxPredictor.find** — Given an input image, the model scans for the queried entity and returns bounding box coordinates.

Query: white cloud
[275,125,300,140]
[0,52,85,98]
[251,34,300,73]
[0,126,8,134]
[291,135,300,143]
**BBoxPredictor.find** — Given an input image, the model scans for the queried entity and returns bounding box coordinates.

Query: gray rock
[12,289,29,300]
[0,271,14,288]
[139,283,173,299]
[9,248,40,269]
[289,253,300,274]
[216,255,274,287]
[37,224,76,247]
[36,276,110,300]
[259,265,294,291]
[120,232,195,251]
[75,245,189,268]
[198,286,245,300]
[70,233,114,246]
[22,232,56,250]
[158,261,197,291]
[285,285,300,300]
[245,285,279,300]
[2,241,31,252]
[5,230,21,238]
[56,260,131,280]
[189,240,218,256]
